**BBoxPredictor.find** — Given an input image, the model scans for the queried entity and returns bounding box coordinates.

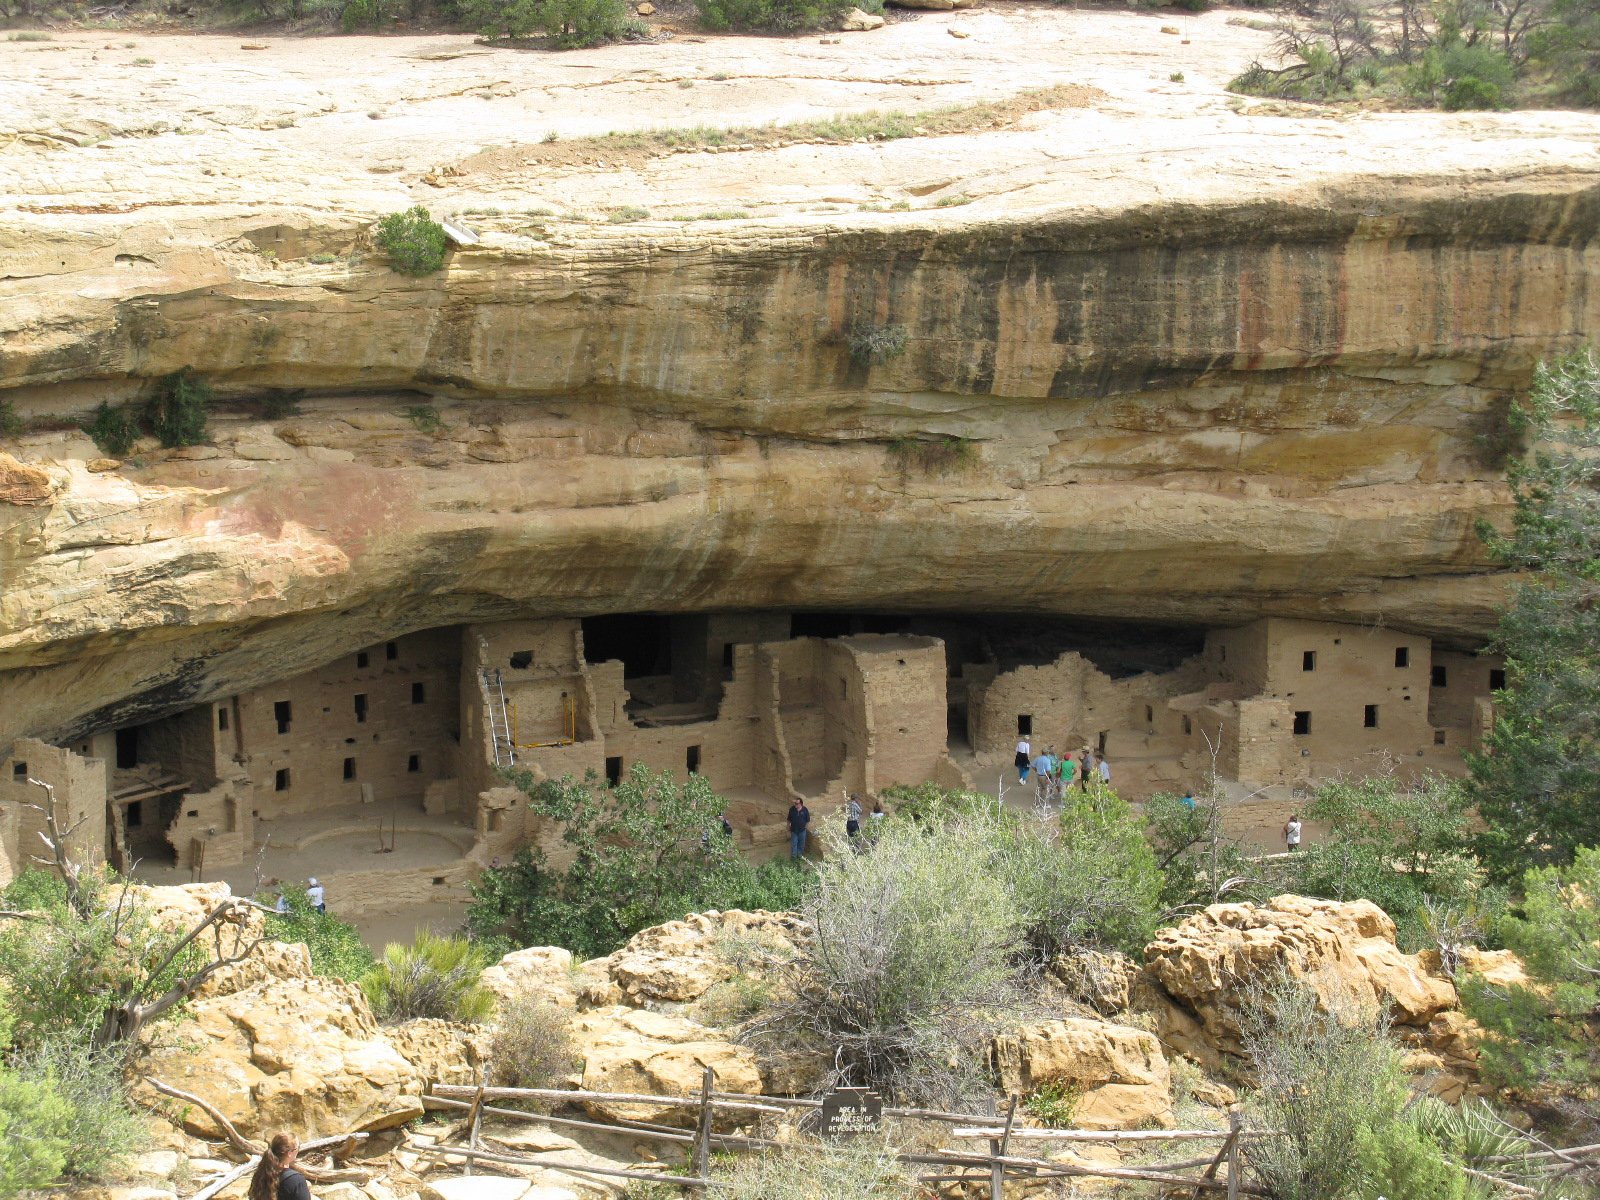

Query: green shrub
[466,0,632,46]
[715,1143,912,1198]
[342,0,400,28]
[403,403,445,433]
[265,887,375,981]
[693,0,853,32]
[10,1040,147,1181]
[885,436,975,474]
[1023,1080,1082,1128]
[0,400,21,439]
[85,401,139,457]
[876,780,993,826]
[468,765,815,958]
[489,998,578,1089]
[143,369,211,448]
[0,1065,71,1197]
[374,206,449,276]
[761,813,1023,1106]
[846,323,907,366]
[362,932,495,1023]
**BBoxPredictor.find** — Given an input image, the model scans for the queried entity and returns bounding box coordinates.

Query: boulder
[597,910,804,1005]
[569,1007,763,1126]
[1143,896,1457,1058]
[114,881,267,946]
[1050,949,1141,1016]
[196,940,313,1000]
[480,946,579,1010]
[991,1017,1174,1130]
[386,1017,488,1088]
[139,975,425,1139]
[0,454,53,504]
[840,6,884,28]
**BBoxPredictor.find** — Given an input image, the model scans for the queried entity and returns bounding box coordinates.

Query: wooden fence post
[1225,1109,1242,1200]
[691,1066,716,1183]
[989,1093,1018,1200]
[464,1068,487,1178]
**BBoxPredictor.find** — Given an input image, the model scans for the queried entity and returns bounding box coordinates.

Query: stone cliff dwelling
[0,612,1502,916]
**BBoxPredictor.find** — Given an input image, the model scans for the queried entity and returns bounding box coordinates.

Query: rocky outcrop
[480,946,581,1011]
[597,910,805,1005]
[567,1007,764,1126]
[991,1017,1174,1130]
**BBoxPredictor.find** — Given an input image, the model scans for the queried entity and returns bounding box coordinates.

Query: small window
[1017,714,1033,737]
[1489,668,1506,691]
[722,642,735,670]
[1432,665,1448,688]
[605,756,623,787]
[11,762,26,779]
[1434,730,1447,745]
[386,641,398,660]
[509,651,533,670]
[354,694,368,723]
[1302,651,1317,672]
[1144,705,1153,723]
[411,682,426,704]
[838,678,847,698]
[407,753,420,773]
[1182,715,1193,736]
[218,707,229,731]
[126,800,143,828]
[686,745,702,774]
[1364,704,1379,728]
[343,757,356,780]
[1395,647,1409,668]
[1220,644,1227,661]
[275,768,291,792]
[1293,711,1312,736]
[274,700,292,734]
[357,651,369,669]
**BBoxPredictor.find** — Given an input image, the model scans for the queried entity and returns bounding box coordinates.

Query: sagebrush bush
[717,1142,912,1199]
[144,368,211,448]
[0,1065,71,1197]
[11,1039,147,1181]
[362,932,494,1023]
[85,401,139,457]
[374,206,449,276]
[489,997,578,1089]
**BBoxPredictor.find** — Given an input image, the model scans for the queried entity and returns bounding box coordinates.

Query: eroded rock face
[991,1017,1174,1130]
[1142,895,1459,1060]
[598,909,806,1005]
[567,1007,764,1126]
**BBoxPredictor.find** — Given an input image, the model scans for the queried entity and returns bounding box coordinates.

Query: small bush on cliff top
[489,998,578,1090]
[465,0,633,46]
[374,206,449,276]
[362,931,495,1023]
[85,401,139,457]
[693,0,859,32]
[143,368,212,448]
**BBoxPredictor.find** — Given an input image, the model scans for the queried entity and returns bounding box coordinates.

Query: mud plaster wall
[0,737,107,885]
[233,628,461,824]
[1428,649,1505,750]
[848,636,948,794]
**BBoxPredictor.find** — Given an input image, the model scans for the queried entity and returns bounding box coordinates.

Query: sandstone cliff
[2,16,1598,742]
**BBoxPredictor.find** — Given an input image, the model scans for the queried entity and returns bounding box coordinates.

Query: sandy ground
[4,8,1597,223]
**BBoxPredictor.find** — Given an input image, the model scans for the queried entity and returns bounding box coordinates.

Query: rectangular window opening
[509,651,533,670]
[1293,711,1312,736]
[1017,714,1032,737]
[411,682,426,704]
[686,745,702,774]
[1434,729,1447,746]
[386,641,398,660]
[126,800,143,828]
[274,768,291,792]
[1395,647,1410,668]
[722,642,735,670]
[1144,705,1153,724]
[1364,704,1379,729]
[343,757,356,780]
[1302,651,1317,672]
[1489,668,1506,691]
[1182,715,1193,736]
[1432,665,1448,688]
[407,753,420,773]
[274,700,292,735]
[11,761,26,779]
[605,756,623,787]
[357,651,369,669]
[218,707,230,732]
[354,694,368,723]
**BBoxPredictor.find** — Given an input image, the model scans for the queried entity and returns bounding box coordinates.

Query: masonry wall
[233,628,461,824]
[1429,649,1506,749]
[0,739,108,885]
[847,635,947,792]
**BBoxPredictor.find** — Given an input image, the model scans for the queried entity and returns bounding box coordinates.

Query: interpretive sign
[819,1086,883,1140]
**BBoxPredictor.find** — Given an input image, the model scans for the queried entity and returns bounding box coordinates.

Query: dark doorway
[686,745,702,775]
[583,614,672,677]
[605,756,623,787]
[115,727,140,769]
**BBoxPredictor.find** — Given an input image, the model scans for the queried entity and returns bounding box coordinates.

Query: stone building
[0,612,1501,893]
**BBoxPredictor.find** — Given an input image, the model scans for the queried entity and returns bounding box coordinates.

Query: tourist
[1031,748,1054,800]
[1098,755,1112,788]
[869,798,886,825]
[249,1133,311,1200]
[845,793,863,839]
[787,798,811,860]
[1014,736,1032,783]
[1181,789,1197,811]
[1284,813,1302,853]
[1059,752,1077,792]
[306,877,325,914]
[274,890,289,915]
[1080,750,1096,790]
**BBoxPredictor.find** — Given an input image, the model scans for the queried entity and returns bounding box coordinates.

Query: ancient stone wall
[0,738,107,885]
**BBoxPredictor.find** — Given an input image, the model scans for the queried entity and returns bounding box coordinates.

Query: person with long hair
[249,1134,311,1200]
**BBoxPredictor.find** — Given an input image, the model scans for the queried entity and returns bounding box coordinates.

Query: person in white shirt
[1014,738,1032,783]
[306,877,326,913]
[1284,815,1302,853]
[1098,756,1112,786]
